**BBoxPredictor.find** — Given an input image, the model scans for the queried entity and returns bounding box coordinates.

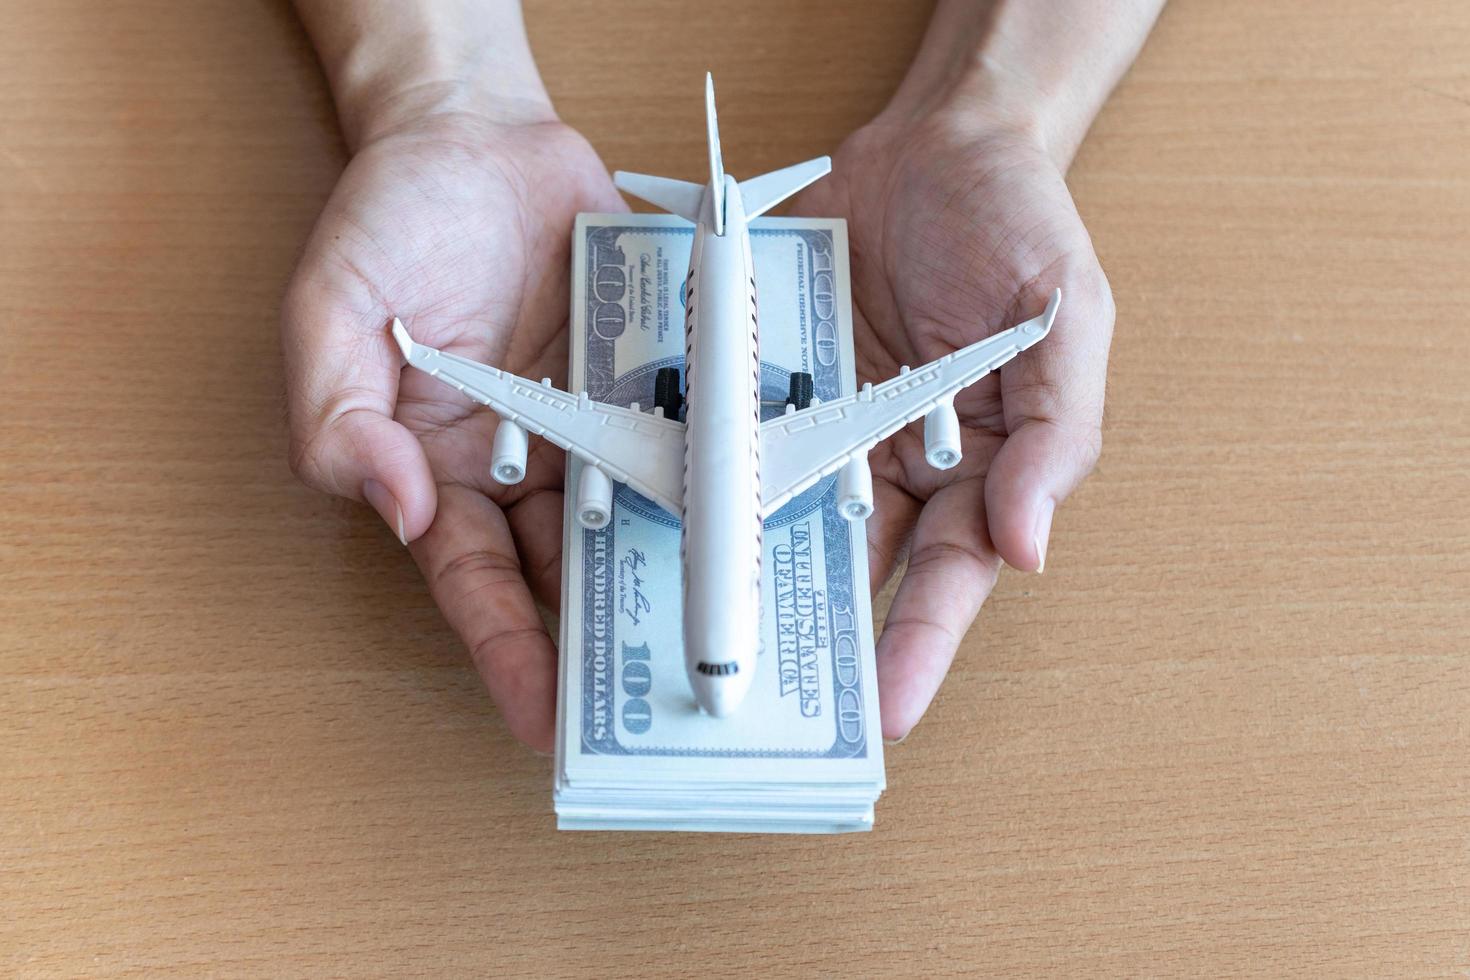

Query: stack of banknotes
[554,214,886,833]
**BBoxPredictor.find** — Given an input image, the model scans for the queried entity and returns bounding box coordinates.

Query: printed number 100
[621,642,653,735]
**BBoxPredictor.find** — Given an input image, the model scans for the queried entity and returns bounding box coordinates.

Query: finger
[865,476,921,596]
[505,485,567,609]
[412,483,558,752]
[282,291,436,543]
[985,268,1113,572]
[875,479,1001,741]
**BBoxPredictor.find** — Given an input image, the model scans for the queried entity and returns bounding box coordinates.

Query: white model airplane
[391,74,1058,718]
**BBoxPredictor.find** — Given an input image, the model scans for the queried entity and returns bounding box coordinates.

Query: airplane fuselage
[680,176,763,715]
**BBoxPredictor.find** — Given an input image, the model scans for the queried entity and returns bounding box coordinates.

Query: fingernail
[884,732,909,747]
[363,479,406,546]
[1034,498,1055,574]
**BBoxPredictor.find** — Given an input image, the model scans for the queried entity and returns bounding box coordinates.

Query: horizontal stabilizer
[739,156,831,221]
[613,172,706,225]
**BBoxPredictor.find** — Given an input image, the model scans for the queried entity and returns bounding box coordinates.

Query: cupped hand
[793,111,1115,741]
[282,113,624,752]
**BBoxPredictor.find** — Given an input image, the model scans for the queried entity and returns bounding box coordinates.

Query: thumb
[985,268,1113,572]
[283,304,436,543]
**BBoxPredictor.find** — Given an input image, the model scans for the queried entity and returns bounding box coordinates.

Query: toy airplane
[390,74,1058,719]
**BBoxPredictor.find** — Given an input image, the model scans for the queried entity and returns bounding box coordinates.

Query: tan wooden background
[3,1,1468,975]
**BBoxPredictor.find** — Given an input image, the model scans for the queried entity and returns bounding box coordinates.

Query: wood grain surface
[3,1,1468,975]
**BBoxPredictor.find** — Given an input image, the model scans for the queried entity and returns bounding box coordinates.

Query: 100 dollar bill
[557,214,884,787]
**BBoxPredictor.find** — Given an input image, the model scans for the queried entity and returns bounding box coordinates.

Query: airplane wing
[392,321,686,516]
[758,290,1060,518]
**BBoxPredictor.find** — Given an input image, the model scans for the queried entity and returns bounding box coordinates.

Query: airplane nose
[694,676,742,718]
[690,656,756,717]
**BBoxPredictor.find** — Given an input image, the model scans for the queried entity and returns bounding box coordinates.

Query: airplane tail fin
[613,74,830,229]
[610,73,727,229]
[705,72,725,233]
[703,73,830,226]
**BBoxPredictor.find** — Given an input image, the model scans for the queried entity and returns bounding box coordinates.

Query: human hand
[793,106,1114,742]
[283,110,624,752]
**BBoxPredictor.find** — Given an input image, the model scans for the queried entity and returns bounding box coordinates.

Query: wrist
[878,0,1165,172]
[871,66,1064,179]
[296,1,556,152]
[336,71,556,152]
[880,46,1083,174]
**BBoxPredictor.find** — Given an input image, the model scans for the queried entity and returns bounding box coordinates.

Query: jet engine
[576,464,613,530]
[490,420,528,485]
[836,455,874,522]
[924,402,962,470]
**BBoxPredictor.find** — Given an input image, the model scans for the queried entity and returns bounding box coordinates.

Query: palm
[793,119,1111,735]
[285,118,625,749]
[302,119,623,597]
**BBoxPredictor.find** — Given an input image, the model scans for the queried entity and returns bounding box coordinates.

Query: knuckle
[286,413,333,487]
[435,548,523,598]
[910,539,993,576]
[285,388,391,491]
[1073,265,1116,334]
[1008,373,1066,405]
[468,626,548,676]
[1025,416,1103,479]
[1079,425,1104,472]
[285,411,337,488]
[286,432,316,483]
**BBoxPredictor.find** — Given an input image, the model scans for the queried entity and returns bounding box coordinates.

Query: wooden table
[4,1,1467,974]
